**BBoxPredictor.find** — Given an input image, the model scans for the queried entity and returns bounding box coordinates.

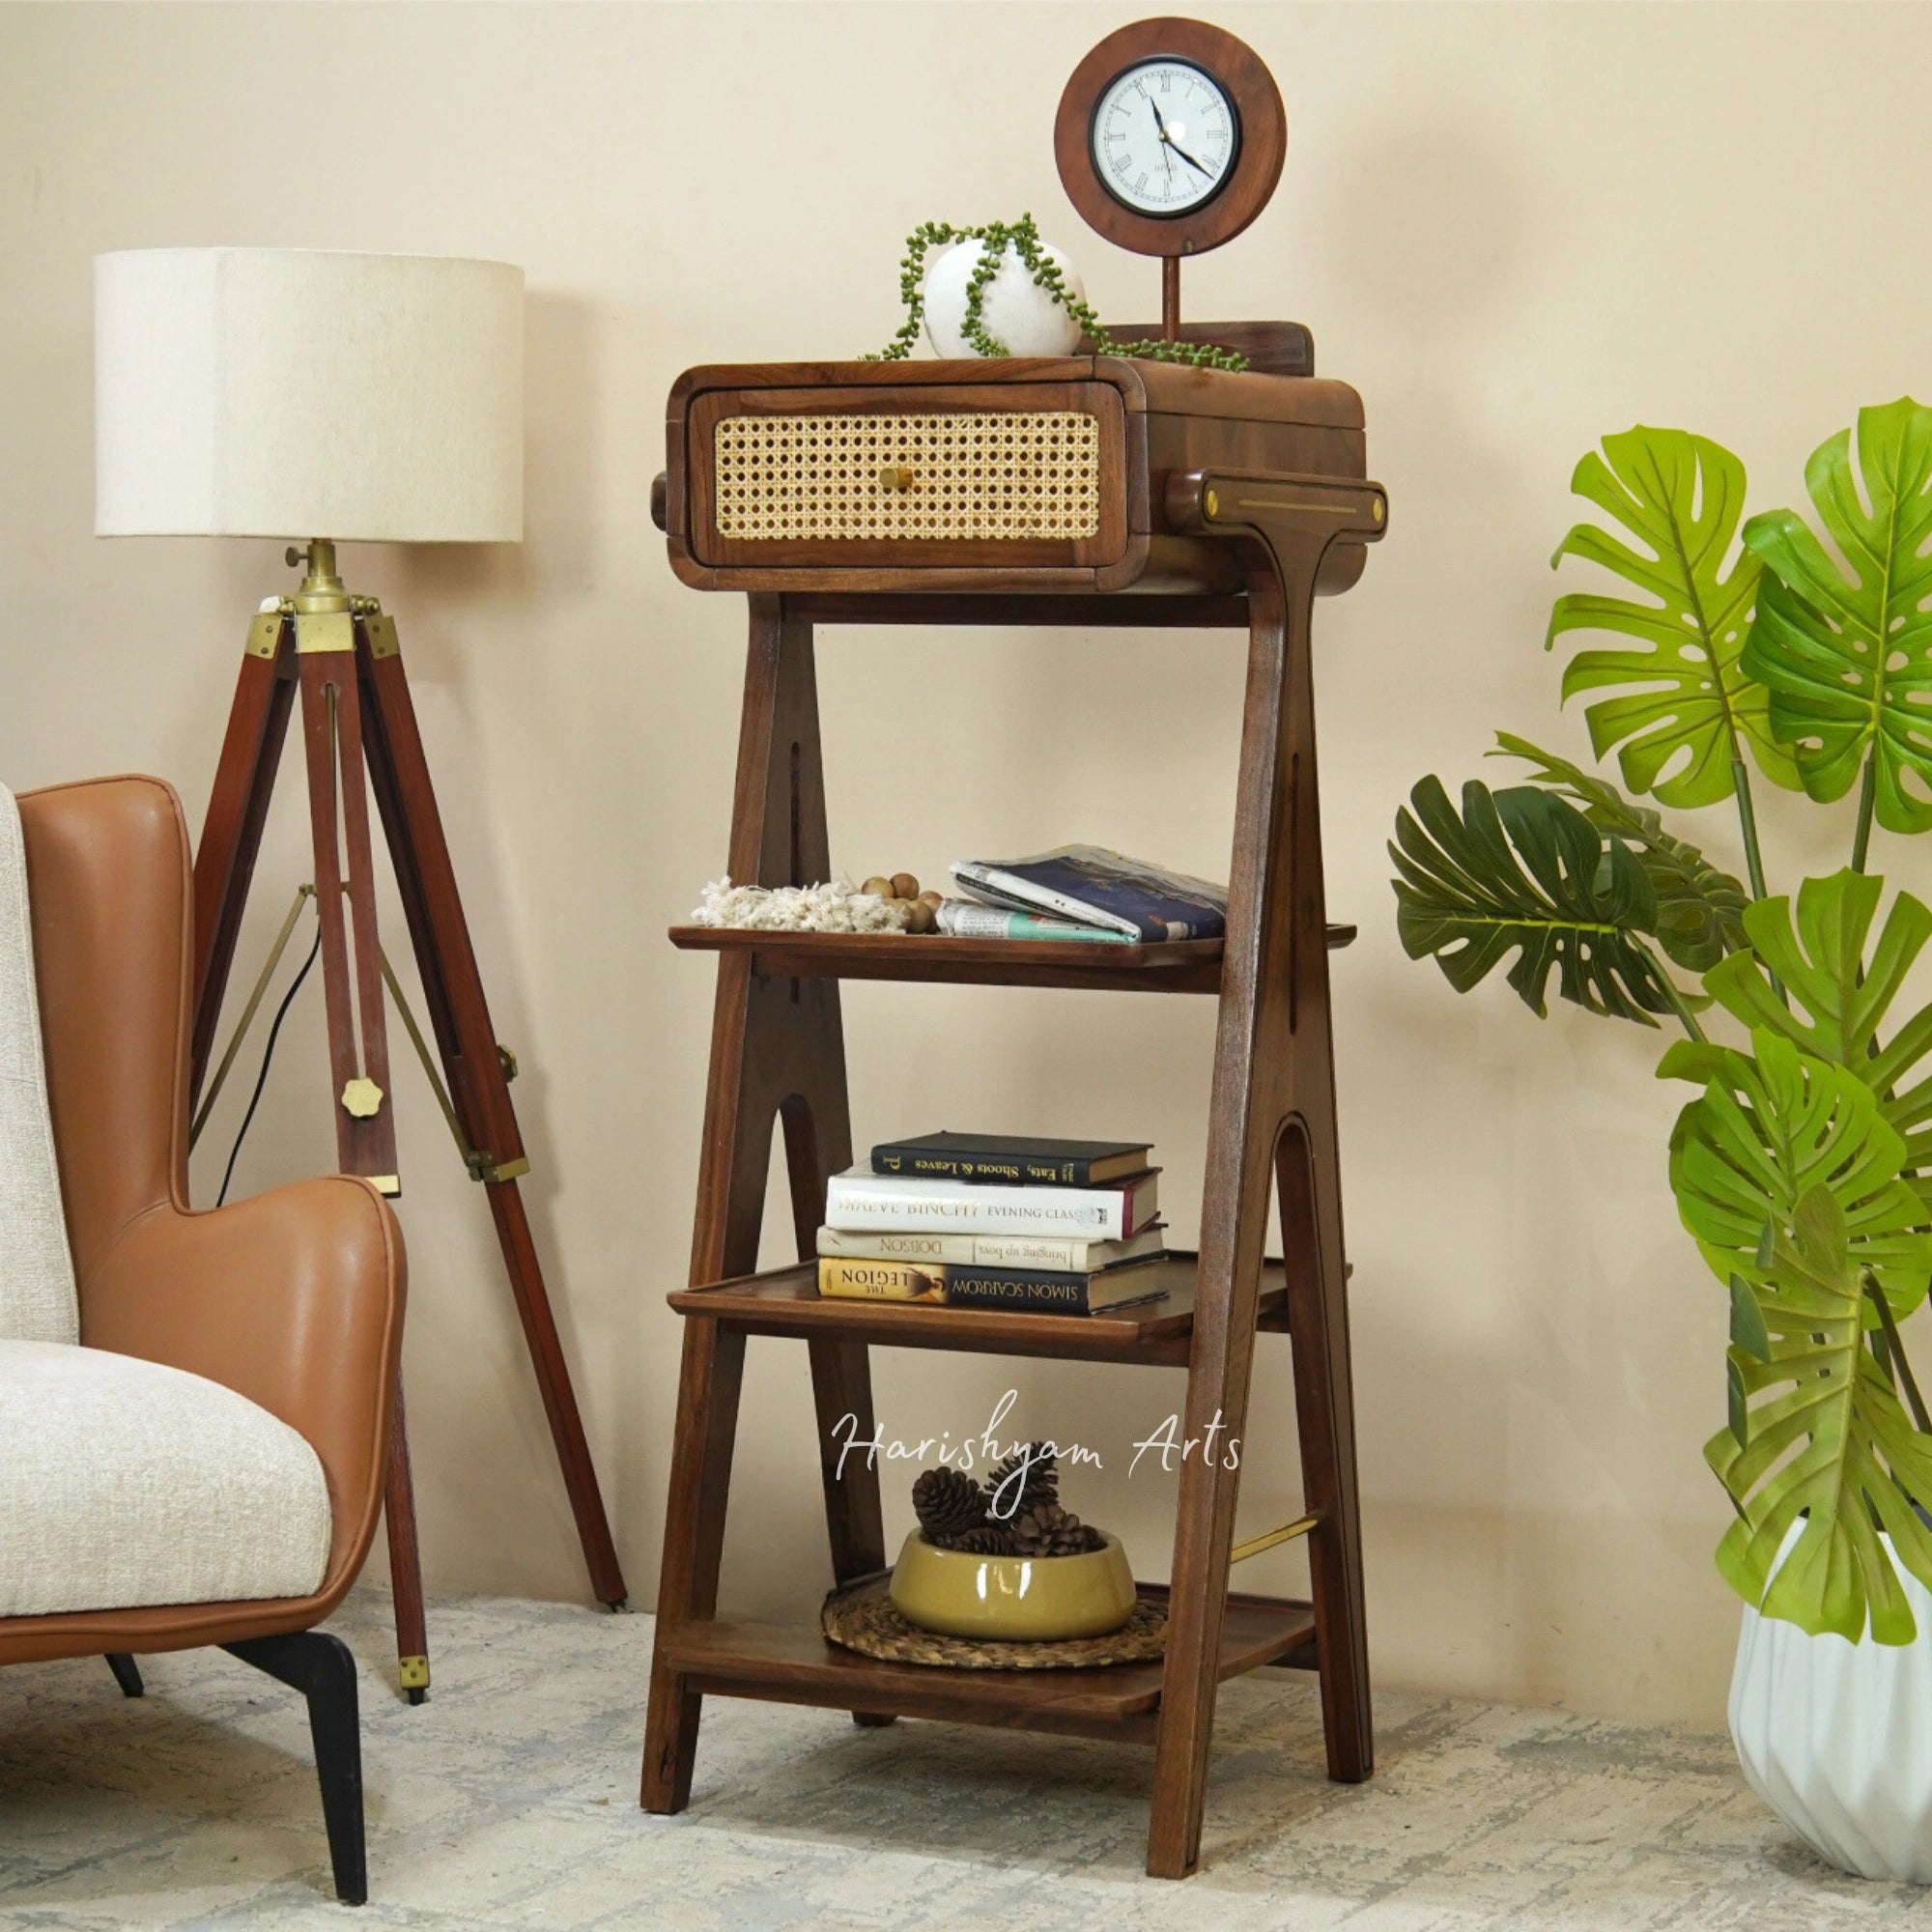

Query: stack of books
[816,1132,1167,1315]
[934,844,1228,945]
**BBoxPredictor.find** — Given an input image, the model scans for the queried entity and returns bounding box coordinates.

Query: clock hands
[1143,92,1177,191]
[1167,137,1215,181]
[1146,90,1213,187]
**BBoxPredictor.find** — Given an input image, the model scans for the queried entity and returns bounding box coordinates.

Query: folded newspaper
[949,844,1229,943]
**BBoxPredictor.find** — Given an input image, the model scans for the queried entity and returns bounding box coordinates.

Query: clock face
[1090,58,1240,217]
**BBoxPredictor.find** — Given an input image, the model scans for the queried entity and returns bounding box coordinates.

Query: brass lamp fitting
[288,538,351,613]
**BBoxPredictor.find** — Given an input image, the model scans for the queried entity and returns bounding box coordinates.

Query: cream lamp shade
[94,248,524,543]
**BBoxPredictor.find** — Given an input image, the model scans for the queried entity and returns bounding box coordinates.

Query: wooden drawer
[663,356,1370,595]
[691,383,1127,572]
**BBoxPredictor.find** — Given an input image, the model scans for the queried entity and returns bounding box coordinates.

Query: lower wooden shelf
[658,1582,1316,1745]
[668,1250,1292,1366]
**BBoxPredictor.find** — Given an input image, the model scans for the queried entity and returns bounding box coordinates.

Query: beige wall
[3,0,1927,1727]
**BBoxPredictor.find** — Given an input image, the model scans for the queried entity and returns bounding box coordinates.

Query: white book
[822,1164,1161,1240]
[934,899,1136,945]
[816,1224,1167,1272]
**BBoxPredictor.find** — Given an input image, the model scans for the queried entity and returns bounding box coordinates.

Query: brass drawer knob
[877,465,916,494]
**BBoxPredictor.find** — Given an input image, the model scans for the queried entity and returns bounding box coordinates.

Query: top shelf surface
[668,924,1354,994]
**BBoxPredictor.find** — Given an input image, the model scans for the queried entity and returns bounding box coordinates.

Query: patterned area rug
[0,1585,1920,1930]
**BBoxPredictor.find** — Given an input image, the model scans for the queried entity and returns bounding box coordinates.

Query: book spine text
[824,1178,1124,1237]
[816,1258,947,1302]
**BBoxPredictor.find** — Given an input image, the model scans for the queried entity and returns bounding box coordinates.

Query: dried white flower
[690,877,909,934]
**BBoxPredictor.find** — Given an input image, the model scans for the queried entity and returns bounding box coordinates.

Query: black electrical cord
[216,927,323,1208]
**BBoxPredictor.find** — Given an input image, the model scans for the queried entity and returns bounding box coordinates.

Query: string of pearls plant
[866,214,1249,372]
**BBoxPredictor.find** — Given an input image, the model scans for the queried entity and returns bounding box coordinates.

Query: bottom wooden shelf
[658,1582,1315,1745]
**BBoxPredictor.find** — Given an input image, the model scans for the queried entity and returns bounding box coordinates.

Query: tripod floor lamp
[94,248,627,1698]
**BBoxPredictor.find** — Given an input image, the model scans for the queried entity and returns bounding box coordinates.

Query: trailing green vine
[865,213,1249,372]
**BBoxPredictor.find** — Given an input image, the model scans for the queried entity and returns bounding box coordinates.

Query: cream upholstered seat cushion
[0,784,78,1346]
[0,1340,331,1616]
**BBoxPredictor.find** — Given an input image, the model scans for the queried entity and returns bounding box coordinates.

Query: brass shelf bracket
[1229,1513,1321,1566]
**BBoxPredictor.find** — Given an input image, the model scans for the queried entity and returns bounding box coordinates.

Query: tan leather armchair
[0,776,406,1904]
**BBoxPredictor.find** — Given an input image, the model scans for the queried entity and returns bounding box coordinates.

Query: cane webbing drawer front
[666,356,1372,592]
[686,381,1129,574]
[714,412,1102,543]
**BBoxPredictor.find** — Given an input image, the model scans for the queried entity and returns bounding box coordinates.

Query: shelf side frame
[640,466,1385,1880]
[1145,471,1386,1876]
[641,596,889,1812]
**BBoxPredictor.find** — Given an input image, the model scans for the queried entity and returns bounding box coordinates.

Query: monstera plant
[1391,404,1932,1870]
[1394,400,1932,1639]
[1395,398,1932,1878]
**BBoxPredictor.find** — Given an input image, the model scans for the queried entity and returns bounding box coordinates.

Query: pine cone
[912,1466,986,1543]
[936,1522,1020,1556]
[1013,1502,1103,1557]
[984,1441,1058,1521]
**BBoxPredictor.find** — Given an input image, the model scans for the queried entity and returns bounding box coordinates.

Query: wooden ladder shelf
[640,343,1384,1879]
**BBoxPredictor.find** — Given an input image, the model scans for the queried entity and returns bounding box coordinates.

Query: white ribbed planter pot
[1729,1529,1932,1883]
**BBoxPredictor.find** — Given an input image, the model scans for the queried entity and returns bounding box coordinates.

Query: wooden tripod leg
[485,1179,629,1604]
[356,630,628,1609]
[295,653,400,1183]
[192,619,429,1700]
[296,647,423,1695]
[384,1378,431,1702]
[191,621,297,1102]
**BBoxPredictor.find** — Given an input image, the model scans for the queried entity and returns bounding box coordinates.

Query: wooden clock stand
[641,329,1383,1877]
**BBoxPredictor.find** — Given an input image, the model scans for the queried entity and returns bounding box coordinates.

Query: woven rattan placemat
[821,1577,1167,1670]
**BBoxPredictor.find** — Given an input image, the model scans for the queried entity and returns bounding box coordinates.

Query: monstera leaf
[1661,1027,1932,1319]
[1692,871,1932,1189]
[1742,398,1932,833]
[1707,1186,1932,1642]
[1548,427,1796,808]
[1391,777,1675,1024]
[1492,733,1747,972]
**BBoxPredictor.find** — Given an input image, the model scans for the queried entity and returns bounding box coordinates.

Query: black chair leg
[224,1632,366,1906]
[104,1653,144,1697]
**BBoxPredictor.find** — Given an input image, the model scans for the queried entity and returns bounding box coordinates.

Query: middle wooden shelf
[669,1250,1293,1367]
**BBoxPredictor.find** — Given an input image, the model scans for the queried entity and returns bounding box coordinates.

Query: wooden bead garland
[862,871,939,933]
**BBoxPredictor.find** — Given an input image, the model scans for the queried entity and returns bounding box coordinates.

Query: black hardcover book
[938,1259,1166,1316]
[870,1131,1151,1188]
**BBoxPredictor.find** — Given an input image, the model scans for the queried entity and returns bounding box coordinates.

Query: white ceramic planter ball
[923,240,1086,359]
[1729,1529,1932,1883]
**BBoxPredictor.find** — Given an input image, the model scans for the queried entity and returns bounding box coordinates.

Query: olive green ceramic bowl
[887,1528,1136,1641]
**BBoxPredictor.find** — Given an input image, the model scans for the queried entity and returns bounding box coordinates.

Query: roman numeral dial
[1090,58,1238,217]
[1057,19,1284,268]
